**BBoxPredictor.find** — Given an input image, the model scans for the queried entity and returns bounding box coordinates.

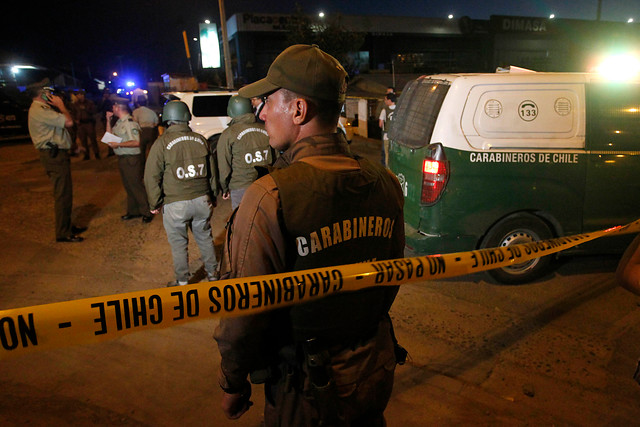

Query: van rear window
[192,95,232,117]
[389,78,450,149]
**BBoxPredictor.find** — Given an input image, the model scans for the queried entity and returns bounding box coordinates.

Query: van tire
[481,214,554,284]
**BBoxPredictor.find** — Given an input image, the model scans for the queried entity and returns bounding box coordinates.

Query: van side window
[192,95,232,118]
[587,83,640,151]
[389,79,450,149]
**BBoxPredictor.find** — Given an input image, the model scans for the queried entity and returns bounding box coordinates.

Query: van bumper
[404,222,478,256]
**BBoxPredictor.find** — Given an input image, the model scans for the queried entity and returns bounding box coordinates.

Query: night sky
[3,0,639,84]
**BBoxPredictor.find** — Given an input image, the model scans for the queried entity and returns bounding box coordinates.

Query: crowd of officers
[27,82,272,287]
[25,44,640,426]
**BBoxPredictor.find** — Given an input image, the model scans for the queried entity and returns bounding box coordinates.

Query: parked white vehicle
[162,90,238,142]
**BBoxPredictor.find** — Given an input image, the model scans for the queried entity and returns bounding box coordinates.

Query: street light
[319,12,325,18]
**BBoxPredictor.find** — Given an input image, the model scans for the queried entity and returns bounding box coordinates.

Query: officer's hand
[221,385,253,419]
[222,192,230,200]
[106,111,113,120]
[150,209,160,215]
[49,95,65,109]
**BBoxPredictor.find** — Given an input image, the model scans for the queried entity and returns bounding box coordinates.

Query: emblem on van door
[484,99,503,118]
[397,173,408,197]
[518,100,538,121]
[554,97,572,116]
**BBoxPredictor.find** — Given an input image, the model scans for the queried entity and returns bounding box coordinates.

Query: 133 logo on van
[518,100,538,121]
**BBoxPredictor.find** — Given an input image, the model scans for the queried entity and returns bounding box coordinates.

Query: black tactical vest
[270,155,403,344]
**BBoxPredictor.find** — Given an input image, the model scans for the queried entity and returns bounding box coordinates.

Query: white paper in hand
[101,132,122,144]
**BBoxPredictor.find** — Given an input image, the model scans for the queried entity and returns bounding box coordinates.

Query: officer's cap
[238,44,347,102]
[26,78,52,97]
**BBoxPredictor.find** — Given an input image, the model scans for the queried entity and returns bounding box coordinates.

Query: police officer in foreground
[28,82,86,242]
[106,100,152,223]
[214,45,406,426]
[217,95,271,210]
[618,234,640,295]
[616,234,640,384]
[144,101,219,286]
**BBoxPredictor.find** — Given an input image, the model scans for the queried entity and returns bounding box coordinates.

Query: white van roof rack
[495,66,537,74]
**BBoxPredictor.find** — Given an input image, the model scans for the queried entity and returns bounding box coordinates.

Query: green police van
[388,70,640,284]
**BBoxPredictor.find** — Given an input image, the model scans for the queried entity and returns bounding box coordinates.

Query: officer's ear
[291,98,310,125]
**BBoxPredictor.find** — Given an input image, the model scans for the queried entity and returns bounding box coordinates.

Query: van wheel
[480,215,554,284]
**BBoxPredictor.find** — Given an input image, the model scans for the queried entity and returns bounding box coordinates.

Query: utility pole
[597,0,602,21]
[182,30,194,77]
[391,59,396,89]
[218,0,234,89]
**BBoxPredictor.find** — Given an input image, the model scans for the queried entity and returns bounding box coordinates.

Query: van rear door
[388,78,450,229]
[584,82,640,233]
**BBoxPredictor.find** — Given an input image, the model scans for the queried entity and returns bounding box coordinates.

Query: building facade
[224,12,640,85]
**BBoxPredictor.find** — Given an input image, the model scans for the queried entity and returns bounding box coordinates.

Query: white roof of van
[417,71,640,84]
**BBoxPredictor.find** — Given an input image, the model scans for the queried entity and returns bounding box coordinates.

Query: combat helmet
[227,95,253,118]
[162,100,192,123]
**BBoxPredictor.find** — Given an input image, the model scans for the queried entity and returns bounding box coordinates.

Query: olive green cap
[238,44,347,102]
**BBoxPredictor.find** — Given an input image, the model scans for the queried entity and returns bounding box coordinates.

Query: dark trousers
[117,155,150,216]
[139,127,158,163]
[77,121,100,159]
[39,149,73,240]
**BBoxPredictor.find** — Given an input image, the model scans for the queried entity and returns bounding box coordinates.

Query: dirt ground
[1,135,639,426]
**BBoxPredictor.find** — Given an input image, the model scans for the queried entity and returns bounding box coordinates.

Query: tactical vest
[223,115,271,191]
[270,155,403,344]
[152,124,214,204]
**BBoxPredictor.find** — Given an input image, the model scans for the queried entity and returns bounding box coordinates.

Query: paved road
[1,136,639,425]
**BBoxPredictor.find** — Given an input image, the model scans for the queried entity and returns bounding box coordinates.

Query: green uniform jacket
[112,114,141,156]
[144,123,216,209]
[217,113,271,194]
[28,100,72,150]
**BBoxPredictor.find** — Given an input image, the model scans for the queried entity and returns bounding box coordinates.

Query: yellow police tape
[2,219,639,359]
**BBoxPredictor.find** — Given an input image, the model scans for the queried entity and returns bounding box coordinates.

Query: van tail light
[421,143,449,205]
